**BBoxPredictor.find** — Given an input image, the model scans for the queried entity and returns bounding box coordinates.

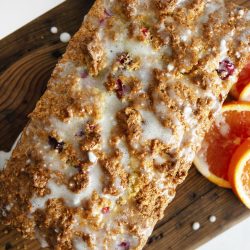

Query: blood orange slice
[230,62,250,99]
[228,139,250,208]
[194,102,250,188]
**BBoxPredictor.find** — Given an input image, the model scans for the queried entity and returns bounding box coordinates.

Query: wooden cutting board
[0,0,250,249]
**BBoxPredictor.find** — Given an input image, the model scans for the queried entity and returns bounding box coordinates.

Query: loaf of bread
[0,0,250,249]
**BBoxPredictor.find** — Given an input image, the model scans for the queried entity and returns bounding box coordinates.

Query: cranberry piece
[101,207,110,214]
[141,27,149,37]
[116,79,125,99]
[104,8,112,17]
[48,136,64,153]
[80,70,88,79]
[119,58,125,64]
[88,123,96,131]
[119,55,127,65]
[119,242,130,250]
[118,53,133,70]
[75,130,84,137]
[115,79,131,99]
[100,8,112,24]
[216,59,235,80]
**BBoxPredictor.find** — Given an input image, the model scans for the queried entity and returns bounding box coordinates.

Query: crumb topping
[0,0,250,249]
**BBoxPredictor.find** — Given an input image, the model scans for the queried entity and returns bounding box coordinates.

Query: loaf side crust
[0,0,250,249]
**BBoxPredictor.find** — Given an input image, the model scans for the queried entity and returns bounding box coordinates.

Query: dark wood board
[0,0,249,249]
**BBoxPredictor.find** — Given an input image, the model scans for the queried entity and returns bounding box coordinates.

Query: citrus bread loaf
[0,0,250,249]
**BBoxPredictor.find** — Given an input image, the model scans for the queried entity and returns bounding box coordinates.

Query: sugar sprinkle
[60,32,71,43]
[50,27,58,34]
[209,215,217,223]
[192,222,200,231]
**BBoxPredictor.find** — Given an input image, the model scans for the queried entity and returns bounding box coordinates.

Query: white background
[0,1,250,249]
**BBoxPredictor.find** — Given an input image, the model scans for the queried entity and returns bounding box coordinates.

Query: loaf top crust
[0,0,250,249]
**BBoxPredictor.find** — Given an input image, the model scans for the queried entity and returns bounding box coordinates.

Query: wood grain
[0,0,250,249]
[0,0,94,151]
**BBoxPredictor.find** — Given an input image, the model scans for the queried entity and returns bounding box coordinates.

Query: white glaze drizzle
[30,163,103,211]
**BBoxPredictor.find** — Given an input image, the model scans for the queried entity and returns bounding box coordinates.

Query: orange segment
[239,83,250,102]
[230,62,250,99]
[194,157,231,188]
[228,139,250,208]
[194,102,250,188]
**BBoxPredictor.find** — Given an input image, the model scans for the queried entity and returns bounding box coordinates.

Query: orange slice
[239,83,250,102]
[194,102,250,188]
[230,62,250,99]
[228,139,250,208]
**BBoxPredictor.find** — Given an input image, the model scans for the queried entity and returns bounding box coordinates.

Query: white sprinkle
[60,32,71,43]
[158,183,165,189]
[239,9,244,16]
[235,52,241,59]
[35,229,49,248]
[88,151,98,163]
[154,155,165,165]
[50,26,58,34]
[73,238,89,250]
[215,113,230,136]
[209,215,217,223]
[5,204,12,211]
[246,10,250,21]
[167,64,175,71]
[181,35,188,42]
[192,222,200,231]
[26,159,31,164]
[180,30,192,42]
[220,39,228,56]
[183,106,192,117]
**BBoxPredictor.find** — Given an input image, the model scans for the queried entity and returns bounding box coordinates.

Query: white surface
[199,217,250,250]
[0,0,64,39]
[0,1,250,250]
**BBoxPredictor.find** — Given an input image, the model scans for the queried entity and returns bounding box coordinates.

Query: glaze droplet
[192,222,200,231]
[60,32,71,43]
[50,27,58,34]
[209,215,216,223]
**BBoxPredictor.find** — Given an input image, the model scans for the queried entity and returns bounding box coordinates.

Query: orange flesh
[199,109,250,181]
[228,139,250,207]
[234,62,250,96]
[242,160,250,195]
